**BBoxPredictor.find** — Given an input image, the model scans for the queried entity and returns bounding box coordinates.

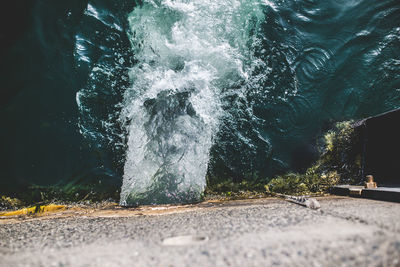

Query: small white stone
[305,198,321,209]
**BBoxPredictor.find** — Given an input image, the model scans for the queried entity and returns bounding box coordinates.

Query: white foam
[120,0,266,205]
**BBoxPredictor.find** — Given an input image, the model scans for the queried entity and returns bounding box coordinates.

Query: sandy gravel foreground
[1,196,400,266]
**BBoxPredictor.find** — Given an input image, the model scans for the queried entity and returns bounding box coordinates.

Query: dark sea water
[1,0,399,204]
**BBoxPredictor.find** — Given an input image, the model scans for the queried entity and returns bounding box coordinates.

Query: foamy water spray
[120,0,266,205]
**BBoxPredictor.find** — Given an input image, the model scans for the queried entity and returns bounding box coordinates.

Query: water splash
[119,0,269,205]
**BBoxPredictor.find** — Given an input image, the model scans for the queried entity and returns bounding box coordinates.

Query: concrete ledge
[332,185,400,203]
[330,185,363,196]
[361,187,400,203]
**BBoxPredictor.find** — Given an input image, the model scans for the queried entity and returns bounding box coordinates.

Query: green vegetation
[204,180,268,200]
[265,171,340,196]
[265,120,363,195]
[207,120,362,197]
[316,121,363,185]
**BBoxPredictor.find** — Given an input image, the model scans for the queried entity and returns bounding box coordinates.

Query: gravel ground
[1,197,400,267]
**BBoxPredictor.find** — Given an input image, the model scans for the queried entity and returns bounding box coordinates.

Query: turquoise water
[1,0,399,204]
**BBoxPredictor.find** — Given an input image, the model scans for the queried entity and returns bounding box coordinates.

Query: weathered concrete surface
[1,197,400,267]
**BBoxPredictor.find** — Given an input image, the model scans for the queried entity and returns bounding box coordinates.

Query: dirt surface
[1,196,400,266]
